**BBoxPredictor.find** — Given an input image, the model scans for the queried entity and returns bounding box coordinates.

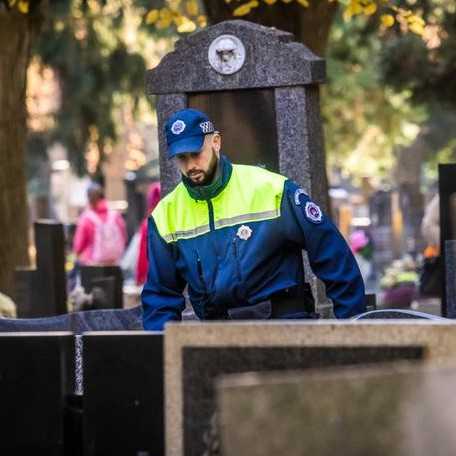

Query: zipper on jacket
[232,238,242,282]
[196,254,208,295]
[207,200,215,231]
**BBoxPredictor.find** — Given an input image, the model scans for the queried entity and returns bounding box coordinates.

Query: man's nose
[186,156,198,169]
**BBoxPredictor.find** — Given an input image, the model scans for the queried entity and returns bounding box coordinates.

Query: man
[73,182,127,266]
[142,109,365,330]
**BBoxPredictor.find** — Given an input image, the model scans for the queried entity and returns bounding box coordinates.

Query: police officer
[142,109,365,330]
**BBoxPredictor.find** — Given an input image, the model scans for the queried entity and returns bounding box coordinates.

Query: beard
[187,149,219,186]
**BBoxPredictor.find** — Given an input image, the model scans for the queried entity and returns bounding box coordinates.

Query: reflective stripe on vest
[152,164,287,243]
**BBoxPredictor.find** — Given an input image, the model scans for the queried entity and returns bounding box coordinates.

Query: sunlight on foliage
[143,0,426,38]
[323,16,427,185]
[7,0,29,13]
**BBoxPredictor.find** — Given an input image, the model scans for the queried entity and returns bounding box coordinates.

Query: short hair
[87,182,104,200]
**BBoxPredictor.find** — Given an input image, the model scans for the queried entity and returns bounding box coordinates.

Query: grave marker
[164,320,456,456]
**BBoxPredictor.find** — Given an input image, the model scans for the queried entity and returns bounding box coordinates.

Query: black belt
[223,284,318,320]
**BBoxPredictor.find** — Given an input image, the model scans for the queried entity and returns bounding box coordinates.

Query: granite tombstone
[0,332,74,454]
[15,220,67,317]
[82,331,164,456]
[439,164,456,316]
[164,320,456,456]
[217,364,456,456]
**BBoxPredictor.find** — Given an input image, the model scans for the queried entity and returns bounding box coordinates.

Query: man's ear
[212,133,221,153]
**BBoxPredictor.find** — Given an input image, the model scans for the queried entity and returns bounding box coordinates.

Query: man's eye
[191,153,199,159]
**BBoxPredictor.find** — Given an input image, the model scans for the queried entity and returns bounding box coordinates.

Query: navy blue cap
[164,108,215,159]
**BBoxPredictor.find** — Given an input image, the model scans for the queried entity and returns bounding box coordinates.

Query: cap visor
[168,135,204,159]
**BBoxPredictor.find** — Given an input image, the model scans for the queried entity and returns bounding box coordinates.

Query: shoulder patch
[304,201,323,224]
[294,188,307,206]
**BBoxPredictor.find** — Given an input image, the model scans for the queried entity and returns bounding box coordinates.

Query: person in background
[419,194,442,297]
[136,182,161,285]
[349,229,373,283]
[421,194,440,258]
[73,182,127,266]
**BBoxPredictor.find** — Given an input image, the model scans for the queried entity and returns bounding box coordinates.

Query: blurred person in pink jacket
[136,182,161,285]
[73,182,127,266]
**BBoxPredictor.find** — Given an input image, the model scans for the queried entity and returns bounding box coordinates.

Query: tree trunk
[0,11,35,297]
[395,112,456,254]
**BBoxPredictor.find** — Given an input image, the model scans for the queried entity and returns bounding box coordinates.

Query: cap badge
[237,225,252,240]
[304,201,323,224]
[171,120,186,135]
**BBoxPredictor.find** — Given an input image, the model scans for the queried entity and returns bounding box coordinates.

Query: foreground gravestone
[217,364,456,456]
[82,332,164,456]
[0,333,74,454]
[147,19,332,316]
[0,306,143,334]
[164,321,456,456]
[15,220,67,317]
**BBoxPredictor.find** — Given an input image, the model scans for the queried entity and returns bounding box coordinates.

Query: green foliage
[33,0,149,175]
[380,1,456,108]
[144,0,427,36]
[378,0,456,187]
[323,12,425,181]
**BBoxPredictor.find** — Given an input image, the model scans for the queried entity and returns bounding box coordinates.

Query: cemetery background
[1,1,456,455]
[2,0,455,315]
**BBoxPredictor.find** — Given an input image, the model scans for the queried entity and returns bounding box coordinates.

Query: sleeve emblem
[304,201,323,224]
[294,188,307,205]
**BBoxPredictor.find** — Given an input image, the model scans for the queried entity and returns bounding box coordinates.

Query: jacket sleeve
[282,180,366,318]
[141,217,186,330]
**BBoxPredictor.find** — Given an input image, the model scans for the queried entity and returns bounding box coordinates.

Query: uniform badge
[237,225,252,240]
[294,188,307,205]
[200,121,214,134]
[171,120,186,135]
[304,201,323,224]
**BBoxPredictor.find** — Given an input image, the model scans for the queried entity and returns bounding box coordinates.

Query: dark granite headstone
[147,19,326,205]
[369,190,395,273]
[14,221,67,317]
[0,306,143,334]
[0,333,74,454]
[14,267,37,317]
[82,332,164,456]
[0,307,143,397]
[80,265,124,309]
[189,89,278,172]
[445,239,456,317]
[439,164,456,315]
[35,220,67,316]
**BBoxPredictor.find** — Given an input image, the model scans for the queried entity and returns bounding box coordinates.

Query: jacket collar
[182,154,233,201]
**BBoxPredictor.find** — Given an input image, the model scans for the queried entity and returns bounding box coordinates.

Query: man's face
[175,133,221,185]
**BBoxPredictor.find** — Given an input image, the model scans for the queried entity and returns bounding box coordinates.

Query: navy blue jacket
[142,158,365,330]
